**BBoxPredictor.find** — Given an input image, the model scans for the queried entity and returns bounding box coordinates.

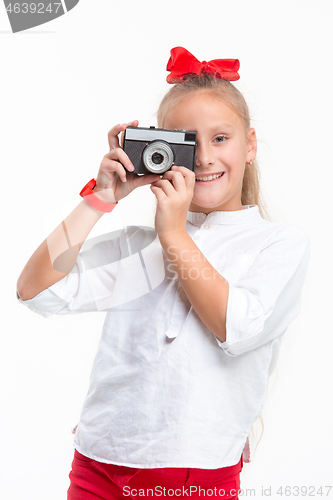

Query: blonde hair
[157,74,269,219]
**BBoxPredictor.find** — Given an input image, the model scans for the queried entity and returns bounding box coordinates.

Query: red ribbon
[166,47,240,84]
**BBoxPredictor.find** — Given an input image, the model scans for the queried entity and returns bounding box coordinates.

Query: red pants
[67,450,243,500]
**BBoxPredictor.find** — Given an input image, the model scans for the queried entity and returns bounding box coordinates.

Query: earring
[246,160,253,165]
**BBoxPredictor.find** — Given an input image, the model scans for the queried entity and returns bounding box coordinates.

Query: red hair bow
[166,46,240,84]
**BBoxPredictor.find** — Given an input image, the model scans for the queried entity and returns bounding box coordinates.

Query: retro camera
[123,126,197,175]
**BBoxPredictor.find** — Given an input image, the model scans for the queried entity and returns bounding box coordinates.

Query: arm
[220,228,311,356]
[150,166,228,341]
[17,201,104,301]
[159,231,229,342]
[17,121,160,301]
[151,168,310,355]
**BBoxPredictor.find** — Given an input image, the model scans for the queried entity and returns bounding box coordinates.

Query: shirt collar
[186,205,261,226]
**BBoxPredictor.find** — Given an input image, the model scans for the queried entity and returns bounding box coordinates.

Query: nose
[195,142,215,169]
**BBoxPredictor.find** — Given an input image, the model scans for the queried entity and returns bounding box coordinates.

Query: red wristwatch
[79,179,118,213]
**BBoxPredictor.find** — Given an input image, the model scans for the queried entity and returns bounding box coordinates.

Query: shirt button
[193,235,200,240]
[204,224,210,229]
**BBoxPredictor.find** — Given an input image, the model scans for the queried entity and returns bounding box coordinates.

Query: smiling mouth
[195,172,225,182]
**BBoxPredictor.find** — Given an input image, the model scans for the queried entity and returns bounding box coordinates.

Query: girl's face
[163,91,257,213]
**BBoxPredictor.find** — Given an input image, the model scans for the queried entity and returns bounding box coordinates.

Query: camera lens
[142,141,174,174]
[152,152,164,165]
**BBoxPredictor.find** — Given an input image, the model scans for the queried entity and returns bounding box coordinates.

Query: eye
[213,135,227,143]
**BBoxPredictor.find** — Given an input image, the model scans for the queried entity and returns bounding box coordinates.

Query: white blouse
[17,205,310,469]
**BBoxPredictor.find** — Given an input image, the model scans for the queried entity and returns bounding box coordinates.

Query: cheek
[224,141,247,167]
[221,148,245,170]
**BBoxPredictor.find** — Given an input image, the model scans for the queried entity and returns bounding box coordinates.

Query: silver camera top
[124,126,196,146]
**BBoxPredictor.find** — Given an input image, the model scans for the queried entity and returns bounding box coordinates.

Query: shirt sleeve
[16,228,126,318]
[216,226,311,357]
[17,225,164,319]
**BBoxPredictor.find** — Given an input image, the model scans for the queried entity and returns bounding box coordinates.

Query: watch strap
[80,179,118,213]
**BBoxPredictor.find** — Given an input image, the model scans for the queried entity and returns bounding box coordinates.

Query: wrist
[93,186,117,204]
[80,179,118,213]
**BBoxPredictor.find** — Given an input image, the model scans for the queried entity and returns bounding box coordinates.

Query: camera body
[123,126,197,175]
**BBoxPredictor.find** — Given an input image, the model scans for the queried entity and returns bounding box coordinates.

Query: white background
[1,1,332,498]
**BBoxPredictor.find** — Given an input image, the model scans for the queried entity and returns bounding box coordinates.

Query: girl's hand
[94,122,160,204]
[150,166,195,241]
[107,120,138,151]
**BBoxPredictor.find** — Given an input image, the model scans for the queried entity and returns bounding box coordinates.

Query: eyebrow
[189,123,234,134]
[207,123,234,131]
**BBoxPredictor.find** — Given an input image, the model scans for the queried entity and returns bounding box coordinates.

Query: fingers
[107,124,124,150]
[171,166,196,190]
[132,173,160,189]
[154,167,195,194]
[120,120,139,149]
[150,176,176,197]
[104,147,134,169]
[108,120,139,151]
[101,149,134,183]
[150,167,195,204]
[100,158,127,183]
[161,168,186,192]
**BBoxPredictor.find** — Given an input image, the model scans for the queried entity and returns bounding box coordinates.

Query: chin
[191,195,225,210]
[190,194,243,213]
[190,201,224,213]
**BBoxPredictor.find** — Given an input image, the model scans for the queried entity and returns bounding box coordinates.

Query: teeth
[196,173,224,181]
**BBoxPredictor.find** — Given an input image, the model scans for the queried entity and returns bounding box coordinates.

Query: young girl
[17,47,310,500]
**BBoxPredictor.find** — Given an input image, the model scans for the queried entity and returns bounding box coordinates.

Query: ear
[246,128,257,163]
